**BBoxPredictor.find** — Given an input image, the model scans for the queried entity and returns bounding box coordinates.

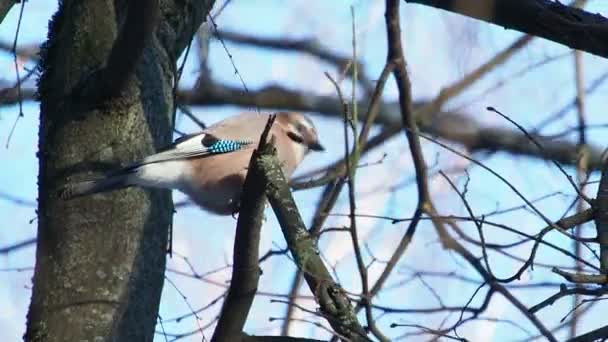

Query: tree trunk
[25,1,214,341]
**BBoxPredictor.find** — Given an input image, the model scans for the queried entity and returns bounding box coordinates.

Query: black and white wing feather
[140,133,253,165]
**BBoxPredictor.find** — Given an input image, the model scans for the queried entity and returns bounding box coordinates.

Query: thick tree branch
[212,117,277,342]
[254,147,369,341]
[106,0,160,90]
[0,0,16,25]
[405,0,608,59]
[569,324,608,342]
[75,0,161,101]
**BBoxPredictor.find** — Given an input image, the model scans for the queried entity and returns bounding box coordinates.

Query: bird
[59,111,324,215]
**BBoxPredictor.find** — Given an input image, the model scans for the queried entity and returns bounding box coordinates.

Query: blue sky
[2,1,608,341]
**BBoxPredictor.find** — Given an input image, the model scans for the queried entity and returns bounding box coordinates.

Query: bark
[25,0,214,341]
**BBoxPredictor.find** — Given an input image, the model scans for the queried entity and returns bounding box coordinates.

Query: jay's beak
[308,141,325,152]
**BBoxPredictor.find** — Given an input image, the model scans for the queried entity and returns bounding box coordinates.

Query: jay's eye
[295,123,306,133]
[287,131,304,144]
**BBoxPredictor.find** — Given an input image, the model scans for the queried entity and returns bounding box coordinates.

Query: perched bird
[59,111,324,215]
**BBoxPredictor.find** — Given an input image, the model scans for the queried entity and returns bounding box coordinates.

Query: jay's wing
[140,132,253,165]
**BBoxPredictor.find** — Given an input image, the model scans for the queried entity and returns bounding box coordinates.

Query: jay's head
[276,112,325,153]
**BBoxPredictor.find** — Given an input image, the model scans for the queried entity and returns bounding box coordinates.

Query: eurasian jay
[59,111,324,215]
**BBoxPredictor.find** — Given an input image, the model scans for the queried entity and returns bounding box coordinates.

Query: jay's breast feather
[184,150,251,214]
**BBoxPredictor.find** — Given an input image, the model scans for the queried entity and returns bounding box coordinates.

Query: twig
[571,41,588,337]
[487,106,591,205]
[367,0,430,301]
[529,284,608,314]
[5,0,26,148]
[165,276,206,340]
[427,205,558,341]
[208,15,260,114]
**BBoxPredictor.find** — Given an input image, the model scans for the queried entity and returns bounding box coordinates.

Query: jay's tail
[58,172,132,200]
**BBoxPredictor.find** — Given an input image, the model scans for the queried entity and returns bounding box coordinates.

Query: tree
[1,0,608,341]
[21,1,214,341]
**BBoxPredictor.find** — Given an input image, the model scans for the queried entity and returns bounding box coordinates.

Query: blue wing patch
[207,139,253,154]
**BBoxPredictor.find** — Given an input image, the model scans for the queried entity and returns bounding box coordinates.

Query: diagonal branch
[254,144,370,341]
